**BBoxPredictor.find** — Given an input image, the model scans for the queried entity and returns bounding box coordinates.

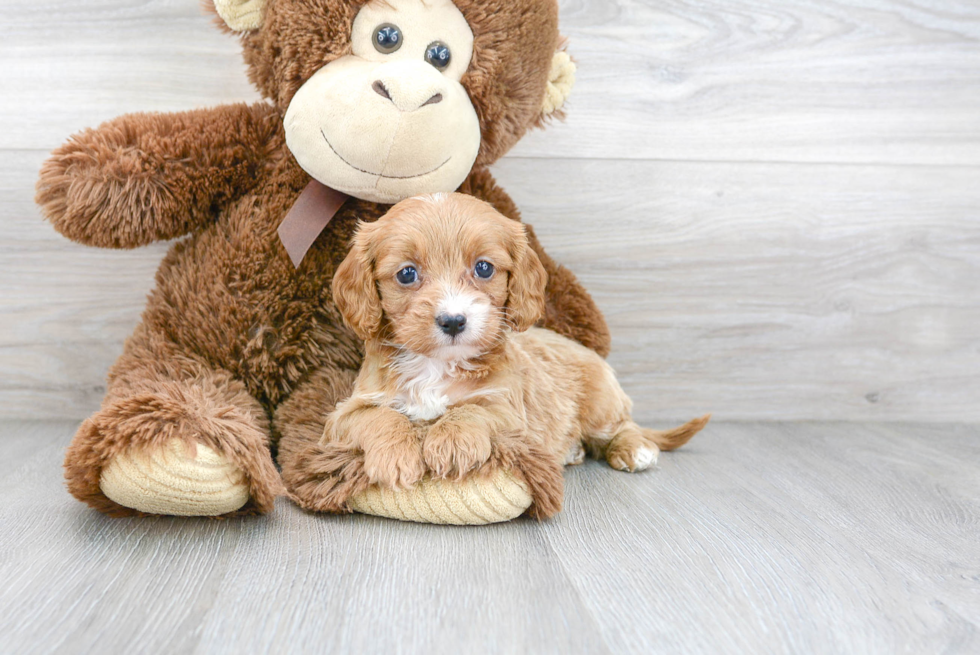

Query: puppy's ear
[506,226,548,332]
[333,223,383,341]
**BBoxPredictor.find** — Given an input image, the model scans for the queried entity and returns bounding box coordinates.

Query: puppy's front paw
[362,432,425,489]
[423,417,492,479]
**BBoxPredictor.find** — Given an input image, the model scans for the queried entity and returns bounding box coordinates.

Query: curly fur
[308,194,707,518]
[39,0,609,516]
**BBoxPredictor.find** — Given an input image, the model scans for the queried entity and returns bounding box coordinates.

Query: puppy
[326,192,709,514]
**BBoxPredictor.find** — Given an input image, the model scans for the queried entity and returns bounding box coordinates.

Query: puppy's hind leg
[604,423,658,473]
[604,414,711,473]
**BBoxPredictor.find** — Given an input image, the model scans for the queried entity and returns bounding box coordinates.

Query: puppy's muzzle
[436,313,467,337]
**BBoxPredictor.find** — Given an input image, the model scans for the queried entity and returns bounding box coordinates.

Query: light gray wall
[2,0,978,422]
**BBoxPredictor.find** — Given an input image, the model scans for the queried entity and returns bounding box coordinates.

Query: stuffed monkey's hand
[522,223,612,358]
[36,103,279,248]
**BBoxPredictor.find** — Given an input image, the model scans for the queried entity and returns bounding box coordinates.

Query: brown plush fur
[300,194,707,518]
[38,0,609,516]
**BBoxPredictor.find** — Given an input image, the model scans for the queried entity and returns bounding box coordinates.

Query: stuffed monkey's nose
[436,314,467,337]
[372,80,392,101]
[371,61,448,113]
[372,80,442,111]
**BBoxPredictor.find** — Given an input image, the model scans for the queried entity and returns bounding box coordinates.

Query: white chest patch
[388,352,471,421]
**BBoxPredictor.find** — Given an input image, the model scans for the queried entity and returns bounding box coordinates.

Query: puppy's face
[333,193,547,361]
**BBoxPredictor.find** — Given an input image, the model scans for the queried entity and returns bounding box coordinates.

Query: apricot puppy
[326,193,708,491]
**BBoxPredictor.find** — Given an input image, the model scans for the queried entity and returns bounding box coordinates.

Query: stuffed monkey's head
[212,0,574,204]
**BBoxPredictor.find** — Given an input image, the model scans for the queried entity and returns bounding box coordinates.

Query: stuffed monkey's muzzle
[284,56,481,204]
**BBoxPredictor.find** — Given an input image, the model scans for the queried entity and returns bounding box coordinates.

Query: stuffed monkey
[36,0,608,522]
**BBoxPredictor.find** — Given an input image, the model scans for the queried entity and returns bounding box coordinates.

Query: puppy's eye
[474,261,494,279]
[425,42,451,69]
[374,24,403,54]
[396,266,418,285]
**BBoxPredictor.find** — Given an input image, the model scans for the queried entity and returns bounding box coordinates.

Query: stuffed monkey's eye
[374,24,403,54]
[396,266,418,285]
[424,42,452,69]
[474,261,494,279]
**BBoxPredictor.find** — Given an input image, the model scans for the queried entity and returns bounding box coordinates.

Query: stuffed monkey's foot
[348,436,564,524]
[275,366,556,523]
[65,377,283,517]
[100,439,250,516]
[279,435,534,524]
[349,470,532,526]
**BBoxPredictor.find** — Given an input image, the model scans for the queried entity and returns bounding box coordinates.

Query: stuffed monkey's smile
[319,129,452,180]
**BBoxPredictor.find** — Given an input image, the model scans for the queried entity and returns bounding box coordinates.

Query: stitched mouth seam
[320,129,451,180]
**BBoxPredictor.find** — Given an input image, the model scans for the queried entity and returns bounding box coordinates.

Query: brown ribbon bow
[277,180,350,268]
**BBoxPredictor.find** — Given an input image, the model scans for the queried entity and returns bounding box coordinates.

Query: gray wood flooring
[1,420,977,654]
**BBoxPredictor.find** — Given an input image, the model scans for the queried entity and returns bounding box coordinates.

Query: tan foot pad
[349,470,532,525]
[100,439,250,516]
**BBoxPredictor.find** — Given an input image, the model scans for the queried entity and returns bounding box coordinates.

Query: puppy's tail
[642,414,711,451]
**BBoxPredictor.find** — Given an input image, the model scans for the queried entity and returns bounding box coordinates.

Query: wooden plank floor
[1,420,977,654]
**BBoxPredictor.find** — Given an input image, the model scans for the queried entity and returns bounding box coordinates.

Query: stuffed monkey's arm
[36,102,280,248]
[460,169,612,357]
[521,223,612,357]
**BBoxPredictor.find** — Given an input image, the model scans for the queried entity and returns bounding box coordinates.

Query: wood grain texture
[518,0,980,165]
[495,158,980,423]
[548,421,980,654]
[2,0,979,421]
[0,420,977,653]
[4,150,978,421]
[2,0,979,163]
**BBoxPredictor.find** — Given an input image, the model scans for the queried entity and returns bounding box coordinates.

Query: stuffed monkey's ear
[212,0,267,32]
[541,45,577,118]
[506,227,548,333]
[333,224,383,341]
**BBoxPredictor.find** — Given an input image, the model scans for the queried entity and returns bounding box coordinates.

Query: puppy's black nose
[436,314,467,337]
